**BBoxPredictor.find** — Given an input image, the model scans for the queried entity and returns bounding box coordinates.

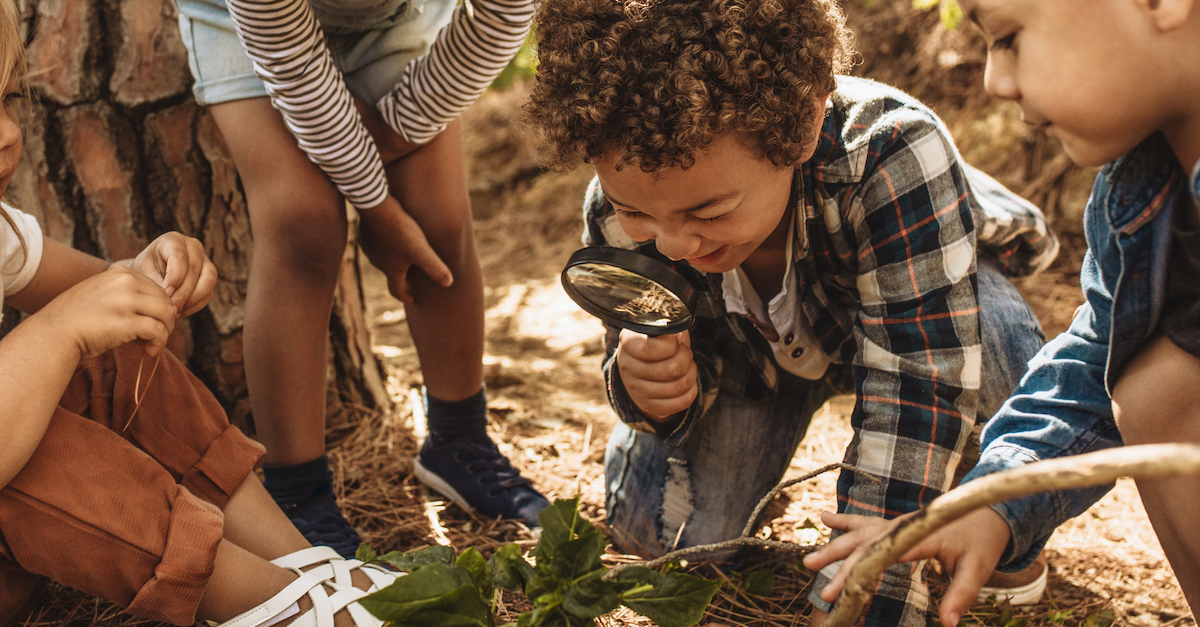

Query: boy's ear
[1141,0,1194,31]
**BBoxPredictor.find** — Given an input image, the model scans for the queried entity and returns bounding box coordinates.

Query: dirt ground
[17,2,1195,626]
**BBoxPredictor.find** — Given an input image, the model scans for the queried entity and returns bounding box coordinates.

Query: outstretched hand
[129,232,217,318]
[358,194,453,304]
[802,508,1012,627]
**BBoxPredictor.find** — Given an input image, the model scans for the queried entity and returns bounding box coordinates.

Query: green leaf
[358,562,489,627]
[376,545,456,572]
[561,570,620,619]
[489,543,539,593]
[616,567,720,627]
[531,580,568,609]
[547,532,606,580]
[741,568,774,597]
[356,542,378,564]
[536,497,599,563]
[456,547,492,598]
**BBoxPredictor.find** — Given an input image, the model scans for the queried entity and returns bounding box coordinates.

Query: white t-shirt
[0,202,45,316]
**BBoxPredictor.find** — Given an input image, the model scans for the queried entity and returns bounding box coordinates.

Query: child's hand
[616,328,698,422]
[129,232,217,318]
[802,508,1012,627]
[358,195,453,304]
[39,266,177,359]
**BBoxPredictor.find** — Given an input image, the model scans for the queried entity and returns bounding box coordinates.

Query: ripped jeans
[603,259,1045,556]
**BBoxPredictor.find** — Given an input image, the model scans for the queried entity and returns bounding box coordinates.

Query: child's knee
[251,194,348,277]
[1112,335,1200,444]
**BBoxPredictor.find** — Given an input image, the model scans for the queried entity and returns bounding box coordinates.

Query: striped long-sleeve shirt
[583,76,1058,626]
[225,0,534,210]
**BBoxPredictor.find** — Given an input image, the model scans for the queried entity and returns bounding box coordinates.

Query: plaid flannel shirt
[582,76,1057,625]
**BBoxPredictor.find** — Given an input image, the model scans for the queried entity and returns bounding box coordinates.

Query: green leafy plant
[358,497,720,627]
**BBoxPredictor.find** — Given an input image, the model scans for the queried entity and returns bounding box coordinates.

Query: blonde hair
[0,0,28,262]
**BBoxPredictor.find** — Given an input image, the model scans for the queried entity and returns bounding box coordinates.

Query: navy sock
[262,455,336,507]
[425,387,490,444]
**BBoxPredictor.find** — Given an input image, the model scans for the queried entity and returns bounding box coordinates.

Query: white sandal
[219,546,405,627]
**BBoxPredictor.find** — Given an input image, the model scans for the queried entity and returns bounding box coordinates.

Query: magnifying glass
[560,246,701,336]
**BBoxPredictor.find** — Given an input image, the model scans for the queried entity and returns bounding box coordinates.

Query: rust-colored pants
[0,343,265,626]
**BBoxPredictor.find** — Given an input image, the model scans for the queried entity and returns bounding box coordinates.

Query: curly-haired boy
[527,0,1062,623]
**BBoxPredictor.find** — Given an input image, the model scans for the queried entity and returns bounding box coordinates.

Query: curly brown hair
[524,0,854,171]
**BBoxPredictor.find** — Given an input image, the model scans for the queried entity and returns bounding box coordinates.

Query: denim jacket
[962,132,1200,569]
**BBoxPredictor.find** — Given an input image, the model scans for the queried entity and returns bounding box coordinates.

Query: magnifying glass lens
[565,263,690,328]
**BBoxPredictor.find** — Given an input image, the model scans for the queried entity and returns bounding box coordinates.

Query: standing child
[805,0,1200,624]
[525,0,1058,624]
[0,1,407,622]
[173,0,550,557]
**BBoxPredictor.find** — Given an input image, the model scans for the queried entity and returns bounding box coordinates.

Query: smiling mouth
[687,245,728,267]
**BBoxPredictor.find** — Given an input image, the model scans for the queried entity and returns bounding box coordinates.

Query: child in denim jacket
[807,0,1200,624]
[525,0,1061,623]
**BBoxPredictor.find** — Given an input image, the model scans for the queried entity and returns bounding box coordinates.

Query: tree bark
[4,0,390,432]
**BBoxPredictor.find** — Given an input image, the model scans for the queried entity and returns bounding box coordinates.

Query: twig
[820,443,1200,627]
[604,537,819,579]
[603,463,871,580]
[740,463,881,538]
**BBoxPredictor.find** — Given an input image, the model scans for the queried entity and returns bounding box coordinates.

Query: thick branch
[820,443,1200,627]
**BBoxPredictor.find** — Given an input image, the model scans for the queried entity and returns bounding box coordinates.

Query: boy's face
[963,0,1174,167]
[596,134,796,274]
[595,114,824,274]
[0,75,21,197]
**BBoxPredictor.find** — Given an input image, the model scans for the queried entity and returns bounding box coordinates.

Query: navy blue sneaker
[263,457,362,559]
[413,436,550,528]
[275,486,363,559]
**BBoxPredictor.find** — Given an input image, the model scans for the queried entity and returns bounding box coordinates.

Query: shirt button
[784,333,795,344]
[791,347,804,359]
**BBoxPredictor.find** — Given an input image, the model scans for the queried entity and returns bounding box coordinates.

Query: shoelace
[449,442,537,493]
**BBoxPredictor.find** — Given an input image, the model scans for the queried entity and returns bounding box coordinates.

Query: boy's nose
[983,54,1020,101]
[654,231,701,261]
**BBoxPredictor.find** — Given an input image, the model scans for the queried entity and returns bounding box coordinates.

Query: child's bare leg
[208,97,347,466]
[363,115,548,524]
[1112,334,1200,611]
[208,97,360,555]
[382,118,484,402]
[221,474,310,560]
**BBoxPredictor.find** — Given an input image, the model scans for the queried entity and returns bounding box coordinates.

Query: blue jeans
[603,259,1046,555]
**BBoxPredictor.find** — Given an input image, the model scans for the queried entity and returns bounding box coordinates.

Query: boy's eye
[613,207,644,219]
[989,33,1016,51]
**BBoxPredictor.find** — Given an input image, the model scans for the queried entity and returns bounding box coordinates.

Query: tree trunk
[4,0,390,432]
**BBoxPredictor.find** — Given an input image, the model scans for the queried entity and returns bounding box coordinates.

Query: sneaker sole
[413,458,477,513]
[976,561,1048,606]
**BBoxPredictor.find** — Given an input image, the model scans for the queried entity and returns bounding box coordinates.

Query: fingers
[137,233,217,317]
[617,330,698,419]
[937,552,997,627]
[407,236,453,289]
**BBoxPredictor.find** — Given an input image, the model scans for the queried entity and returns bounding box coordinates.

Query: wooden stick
[820,443,1200,627]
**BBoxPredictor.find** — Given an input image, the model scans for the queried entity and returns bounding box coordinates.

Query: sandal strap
[219,570,328,627]
[272,546,402,592]
[271,546,345,571]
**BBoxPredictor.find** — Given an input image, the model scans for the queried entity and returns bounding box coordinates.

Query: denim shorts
[174,0,457,106]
